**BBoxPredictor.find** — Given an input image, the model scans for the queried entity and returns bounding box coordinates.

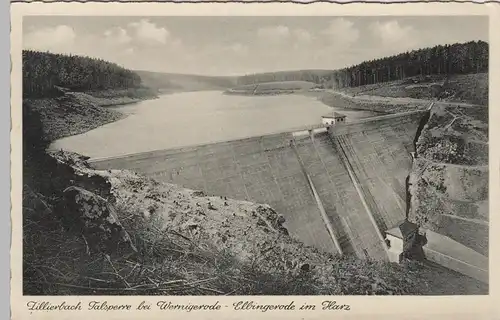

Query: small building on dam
[385,220,420,263]
[321,111,346,126]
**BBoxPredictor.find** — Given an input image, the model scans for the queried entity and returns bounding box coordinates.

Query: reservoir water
[51,90,377,159]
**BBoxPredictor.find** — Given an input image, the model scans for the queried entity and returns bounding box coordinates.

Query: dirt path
[418,156,489,171]
[328,90,483,108]
[440,214,489,226]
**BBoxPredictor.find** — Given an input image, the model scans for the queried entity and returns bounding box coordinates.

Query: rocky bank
[24,88,157,141]
[408,103,489,256]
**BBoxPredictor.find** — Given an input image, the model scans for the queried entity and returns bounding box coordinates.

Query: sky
[23,16,488,76]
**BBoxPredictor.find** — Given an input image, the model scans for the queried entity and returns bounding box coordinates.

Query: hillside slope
[23,51,158,142]
[408,103,489,256]
[318,90,430,114]
[338,73,488,106]
[329,41,488,90]
[24,90,145,142]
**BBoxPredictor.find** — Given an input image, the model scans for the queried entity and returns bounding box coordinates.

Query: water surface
[51,91,376,158]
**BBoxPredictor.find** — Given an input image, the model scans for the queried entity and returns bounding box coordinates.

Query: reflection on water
[51,91,376,158]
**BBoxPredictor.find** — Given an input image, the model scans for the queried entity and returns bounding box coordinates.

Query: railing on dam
[89,123,329,163]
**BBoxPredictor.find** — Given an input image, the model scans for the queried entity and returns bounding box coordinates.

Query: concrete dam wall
[91,111,427,260]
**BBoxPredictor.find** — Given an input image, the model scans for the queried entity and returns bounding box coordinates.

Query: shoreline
[26,89,158,144]
[223,88,420,113]
[48,90,393,158]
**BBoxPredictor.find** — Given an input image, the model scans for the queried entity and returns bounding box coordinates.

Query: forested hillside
[23,50,144,98]
[22,51,156,142]
[330,41,488,89]
[233,41,488,90]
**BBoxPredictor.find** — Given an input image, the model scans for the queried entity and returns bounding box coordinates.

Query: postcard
[10,1,499,319]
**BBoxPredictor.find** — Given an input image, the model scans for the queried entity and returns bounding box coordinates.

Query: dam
[90,108,488,283]
[91,110,426,260]
[90,106,490,283]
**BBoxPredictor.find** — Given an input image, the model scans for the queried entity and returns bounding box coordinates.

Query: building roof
[386,220,419,239]
[322,111,346,119]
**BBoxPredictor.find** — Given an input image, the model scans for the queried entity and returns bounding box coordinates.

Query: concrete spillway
[90,111,427,259]
[330,111,425,238]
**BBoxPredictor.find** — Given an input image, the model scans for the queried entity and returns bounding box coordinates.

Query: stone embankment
[408,103,489,256]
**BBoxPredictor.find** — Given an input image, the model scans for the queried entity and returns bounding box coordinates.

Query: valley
[21,39,489,295]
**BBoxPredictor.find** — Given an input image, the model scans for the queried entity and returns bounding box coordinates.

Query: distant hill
[138,41,489,95]
[236,69,334,87]
[226,80,318,96]
[233,41,488,91]
[135,70,238,93]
